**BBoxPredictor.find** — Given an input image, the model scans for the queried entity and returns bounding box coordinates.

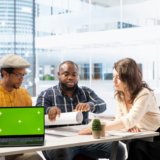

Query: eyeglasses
[11,72,26,78]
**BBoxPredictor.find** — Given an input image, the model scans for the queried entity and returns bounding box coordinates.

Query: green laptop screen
[0,107,44,136]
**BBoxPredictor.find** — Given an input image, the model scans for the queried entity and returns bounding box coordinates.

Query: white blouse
[115,88,160,131]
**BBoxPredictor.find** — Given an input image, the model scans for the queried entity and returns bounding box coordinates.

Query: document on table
[107,130,143,138]
[45,125,87,137]
[45,111,83,126]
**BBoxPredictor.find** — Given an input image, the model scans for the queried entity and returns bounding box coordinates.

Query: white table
[0,125,159,160]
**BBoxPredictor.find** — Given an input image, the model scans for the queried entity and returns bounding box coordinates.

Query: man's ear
[57,72,61,80]
[2,70,8,77]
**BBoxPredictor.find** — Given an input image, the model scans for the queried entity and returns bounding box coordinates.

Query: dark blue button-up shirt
[36,84,106,124]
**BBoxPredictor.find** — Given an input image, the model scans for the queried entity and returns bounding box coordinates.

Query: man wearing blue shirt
[36,60,125,160]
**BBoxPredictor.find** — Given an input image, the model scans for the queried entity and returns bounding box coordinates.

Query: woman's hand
[79,128,92,135]
[128,126,141,132]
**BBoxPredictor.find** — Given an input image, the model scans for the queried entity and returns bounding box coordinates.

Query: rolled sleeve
[87,102,95,112]
[121,116,136,130]
[82,87,106,114]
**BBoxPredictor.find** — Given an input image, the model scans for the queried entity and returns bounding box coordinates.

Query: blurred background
[1,0,160,115]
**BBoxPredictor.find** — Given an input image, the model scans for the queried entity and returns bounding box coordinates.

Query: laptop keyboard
[0,136,44,146]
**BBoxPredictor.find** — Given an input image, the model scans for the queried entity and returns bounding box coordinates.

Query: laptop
[0,106,44,147]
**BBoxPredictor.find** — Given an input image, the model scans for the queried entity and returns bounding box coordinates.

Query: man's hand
[75,103,90,112]
[48,106,61,121]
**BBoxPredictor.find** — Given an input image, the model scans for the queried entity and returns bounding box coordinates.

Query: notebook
[0,106,44,147]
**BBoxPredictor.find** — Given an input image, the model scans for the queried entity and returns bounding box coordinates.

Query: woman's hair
[114,58,152,103]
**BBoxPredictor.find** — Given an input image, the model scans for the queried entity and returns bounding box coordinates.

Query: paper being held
[45,112,83,126]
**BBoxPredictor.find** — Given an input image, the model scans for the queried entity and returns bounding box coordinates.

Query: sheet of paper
[45,125,87,137]
[107,130,144,138]
[45,112,83,126]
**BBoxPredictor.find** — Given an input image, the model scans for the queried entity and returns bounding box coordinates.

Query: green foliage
[92,119,102,131]
[43,74,54,80]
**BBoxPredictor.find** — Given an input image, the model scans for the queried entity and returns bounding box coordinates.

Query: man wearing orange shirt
[0,54,42,160]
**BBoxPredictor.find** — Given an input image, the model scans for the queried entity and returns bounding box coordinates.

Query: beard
[13,83,21,89]
[60,82,78,92]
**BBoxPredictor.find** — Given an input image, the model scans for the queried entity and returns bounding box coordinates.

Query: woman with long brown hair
[80,58,160,160]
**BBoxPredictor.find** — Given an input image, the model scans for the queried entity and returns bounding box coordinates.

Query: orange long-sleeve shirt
[0,85,32,107]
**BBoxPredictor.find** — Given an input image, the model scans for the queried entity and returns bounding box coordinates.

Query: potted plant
[91,118,102,139]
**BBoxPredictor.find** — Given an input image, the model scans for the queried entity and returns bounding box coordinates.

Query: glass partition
[35,0,160,114]
[1,0,160,114]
